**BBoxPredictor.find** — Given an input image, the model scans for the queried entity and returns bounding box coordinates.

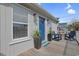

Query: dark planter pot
[34,38,41,49]
[48,33,52,41]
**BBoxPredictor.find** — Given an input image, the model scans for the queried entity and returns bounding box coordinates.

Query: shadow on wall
[0,53,5,56]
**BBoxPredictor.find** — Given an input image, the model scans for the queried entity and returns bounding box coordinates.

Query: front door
[39,17,45,42]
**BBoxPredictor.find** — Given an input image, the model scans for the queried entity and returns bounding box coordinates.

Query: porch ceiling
[20,3,58,23]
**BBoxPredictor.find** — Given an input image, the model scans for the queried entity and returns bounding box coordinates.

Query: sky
[40,3,79,23]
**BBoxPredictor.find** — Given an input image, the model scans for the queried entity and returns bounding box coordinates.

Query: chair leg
[75,39,79,46]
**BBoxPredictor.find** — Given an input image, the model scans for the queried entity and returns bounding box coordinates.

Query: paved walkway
[63,40,79,56]
[18,39,79,56]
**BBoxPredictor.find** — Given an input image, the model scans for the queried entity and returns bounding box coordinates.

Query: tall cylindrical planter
[34,38,41,49]
[48,33,52,41]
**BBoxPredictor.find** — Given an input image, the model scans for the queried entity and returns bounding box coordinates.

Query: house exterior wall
[51,22,58,33]
[0,4,34,56]
[0,4,13,55]
[47,20,58,33]
[0,4,58,56]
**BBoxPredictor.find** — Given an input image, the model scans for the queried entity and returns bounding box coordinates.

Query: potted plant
[48,28,52,41]
[33,30,41,49]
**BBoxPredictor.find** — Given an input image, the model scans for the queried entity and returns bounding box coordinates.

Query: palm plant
[33,30,40,39]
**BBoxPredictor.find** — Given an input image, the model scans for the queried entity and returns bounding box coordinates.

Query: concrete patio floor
[18,39,79,56]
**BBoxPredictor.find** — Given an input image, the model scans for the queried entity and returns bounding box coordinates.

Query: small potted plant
[48,28,52,41]
[33,29,41,49]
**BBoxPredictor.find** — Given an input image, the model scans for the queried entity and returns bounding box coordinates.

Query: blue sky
[40,3,79,23]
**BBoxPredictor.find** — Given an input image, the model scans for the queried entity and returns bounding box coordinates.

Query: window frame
[10,4,29,44]
[13,21,28,39]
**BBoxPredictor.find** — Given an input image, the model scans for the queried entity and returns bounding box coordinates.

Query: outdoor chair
[65,33,76,41]
[65,31,76,41]
[65,32,79,46]
[52,34,62,41]
[64,33,70,40]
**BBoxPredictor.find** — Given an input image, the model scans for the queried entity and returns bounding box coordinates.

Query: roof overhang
[20,3,59,23]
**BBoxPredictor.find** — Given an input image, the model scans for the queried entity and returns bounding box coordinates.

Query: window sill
[9,37,31,45]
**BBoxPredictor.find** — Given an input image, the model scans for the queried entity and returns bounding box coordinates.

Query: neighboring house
[0,3,58,56]
[69,22,79,31]
[57,23,68,34]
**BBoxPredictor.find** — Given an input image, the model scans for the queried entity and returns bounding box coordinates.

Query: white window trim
[13,22,28,39]
[10,37,29,45]
[10,4,29,45]
[13,21,28,25]
[12,21,28,43]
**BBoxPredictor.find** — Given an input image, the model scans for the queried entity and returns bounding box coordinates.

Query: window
[13,22,28,39]
[13,4,28,39]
